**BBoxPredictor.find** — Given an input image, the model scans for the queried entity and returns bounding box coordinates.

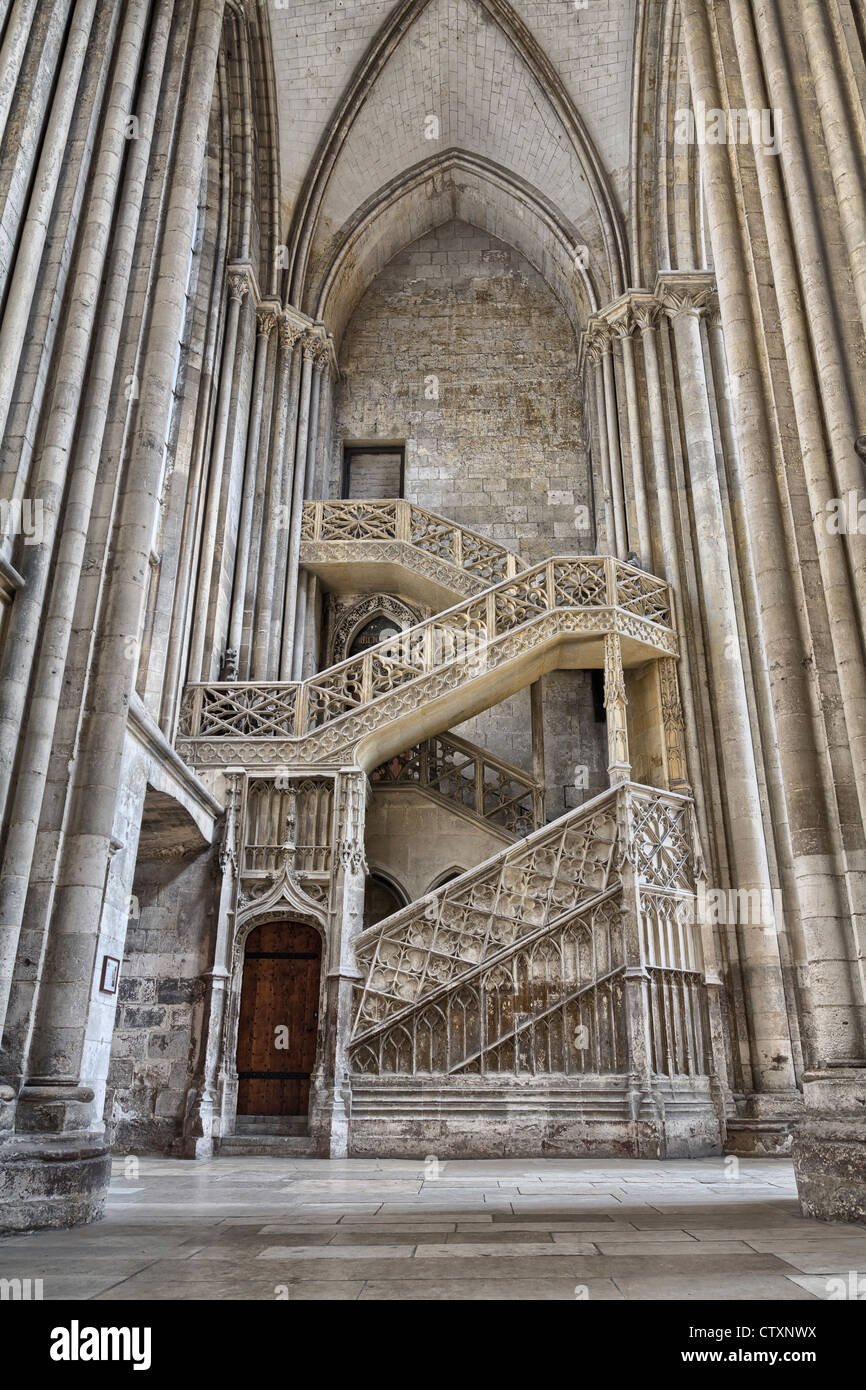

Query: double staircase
[178,501,676,773]
[180,501,723,1158]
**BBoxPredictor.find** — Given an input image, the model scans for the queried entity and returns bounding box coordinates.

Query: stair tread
[219,1134,317,1156]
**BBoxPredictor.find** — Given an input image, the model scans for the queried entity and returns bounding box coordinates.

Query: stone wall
[334,219,591,565]
[104,848,217,1154]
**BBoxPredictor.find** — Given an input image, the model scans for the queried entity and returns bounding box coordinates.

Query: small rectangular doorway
[341,443,405,499]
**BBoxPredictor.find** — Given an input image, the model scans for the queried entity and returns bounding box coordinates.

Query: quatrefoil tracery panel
[632,794,693,892]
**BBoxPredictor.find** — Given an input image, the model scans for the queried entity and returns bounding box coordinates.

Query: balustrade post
[485,591,496,645]
[452,524,462,570]
[293,684,308,737]
[191,685,204,737]
[395,498,410,543]
[604,555,619,609]
[360,653,373,705]
[545,559,556,610]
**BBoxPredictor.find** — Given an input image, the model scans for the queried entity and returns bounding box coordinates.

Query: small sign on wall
[99,955,120,994]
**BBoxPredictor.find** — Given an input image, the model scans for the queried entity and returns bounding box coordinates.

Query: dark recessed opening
[342,444,405,499]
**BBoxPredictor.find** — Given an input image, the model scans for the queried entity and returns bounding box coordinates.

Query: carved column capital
[278,315,303,353]
[660,286,715,320]
[654,273,717,322]
[301,330,327,366]
[610,312,636,342]
[314,339,332,374]
[632,298,662,334]
[256,306,279,340]
[584,320,613,364]
[227,269,249,304]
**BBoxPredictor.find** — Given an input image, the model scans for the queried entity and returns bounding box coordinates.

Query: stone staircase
[178,515,677,775]
[350,781,707,1074]
[182,501,720,1157]
[370,729,544,839]
[219,1114,318,1157]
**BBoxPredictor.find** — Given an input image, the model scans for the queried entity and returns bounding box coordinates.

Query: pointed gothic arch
[283,0,629,309]
[313,149,598,348]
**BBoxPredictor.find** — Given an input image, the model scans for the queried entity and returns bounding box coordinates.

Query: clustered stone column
[281,332,331,680]
[585,275,805,1138]
[227,304,280,661]
[675,0,866,1217]
[245,317,333,686]
[0,0,230,1230]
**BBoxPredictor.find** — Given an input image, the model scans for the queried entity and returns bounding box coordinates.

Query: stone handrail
[370,730,544,837]
[178,556,676,763]
[348,784,709,1081]
[301,498,522,588]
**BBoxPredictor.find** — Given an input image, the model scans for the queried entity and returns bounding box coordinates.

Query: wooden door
[236,922,322,1116]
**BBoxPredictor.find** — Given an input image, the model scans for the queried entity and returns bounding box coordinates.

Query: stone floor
[2,1156,866,1300]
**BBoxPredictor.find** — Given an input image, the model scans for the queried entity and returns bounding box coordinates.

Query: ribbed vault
[279,0,630,319]
[315,150,597,349]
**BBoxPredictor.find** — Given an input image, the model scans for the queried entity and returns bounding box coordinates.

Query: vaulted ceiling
[268,0,638,335]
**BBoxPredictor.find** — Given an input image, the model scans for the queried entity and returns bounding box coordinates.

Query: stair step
[234,1115,307,1136]
[218,1134,318,1157]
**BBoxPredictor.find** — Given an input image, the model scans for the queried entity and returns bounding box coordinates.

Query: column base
[792,1068,866,1225]
[793,1118,866,1225]
[723,1090,804,1155]
[0,1132,110,1233]
[309,1078,351,1158]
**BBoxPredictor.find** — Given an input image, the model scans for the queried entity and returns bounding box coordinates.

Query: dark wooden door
[236,922,322,1116]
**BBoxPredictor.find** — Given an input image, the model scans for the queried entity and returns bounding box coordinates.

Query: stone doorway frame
[220,900,329,1140]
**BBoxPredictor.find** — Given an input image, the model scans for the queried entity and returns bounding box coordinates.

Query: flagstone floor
[2,1156,865,1300]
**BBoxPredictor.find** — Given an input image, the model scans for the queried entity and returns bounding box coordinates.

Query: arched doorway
[364,872,408,930]
[236,921,322,1117]
[348,613,401,657]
